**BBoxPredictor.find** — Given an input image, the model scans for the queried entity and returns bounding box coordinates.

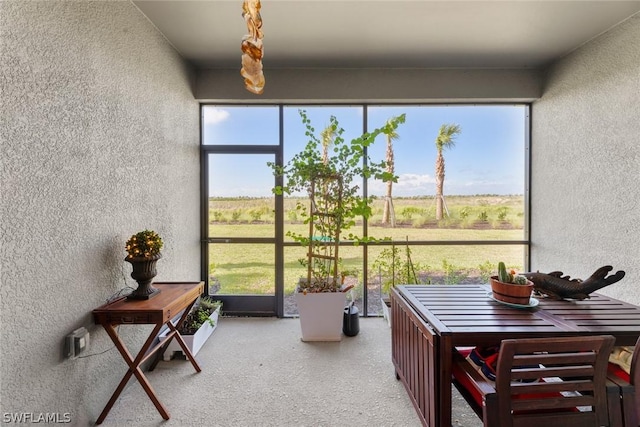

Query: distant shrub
[412,216,428,228]
[401,206,426,221]
[477,260,494,283]
[497,207,509,221]
[248,209,262,221]
[231,209,242,222]
[211,210,224,222]
[477,210,488,222]
[442,259,467,285]
[438,217,460,228]
[248,205,270,222]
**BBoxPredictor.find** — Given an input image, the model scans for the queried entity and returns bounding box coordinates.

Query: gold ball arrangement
[125,229,163,259]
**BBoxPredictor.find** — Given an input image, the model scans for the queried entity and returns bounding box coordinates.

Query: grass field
[209,194,525,229]
[208,195,527,295]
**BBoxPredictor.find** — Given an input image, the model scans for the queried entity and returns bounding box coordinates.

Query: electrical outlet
[65,327,89,359]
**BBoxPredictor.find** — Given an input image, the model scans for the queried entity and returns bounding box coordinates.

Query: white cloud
[369,173,436,196]
[396,173,436,188]
[204,108,230,125]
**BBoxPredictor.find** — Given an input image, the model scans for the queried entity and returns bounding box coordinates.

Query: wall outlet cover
[65,327,89,359]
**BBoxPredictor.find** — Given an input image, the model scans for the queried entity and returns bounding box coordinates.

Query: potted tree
[270,109,405,341]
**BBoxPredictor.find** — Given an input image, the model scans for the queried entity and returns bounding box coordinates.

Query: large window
[201,104,529,317]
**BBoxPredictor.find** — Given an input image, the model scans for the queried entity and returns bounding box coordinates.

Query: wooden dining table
[391,284,640,427]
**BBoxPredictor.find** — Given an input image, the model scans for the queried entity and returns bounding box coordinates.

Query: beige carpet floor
[98,317,481,427]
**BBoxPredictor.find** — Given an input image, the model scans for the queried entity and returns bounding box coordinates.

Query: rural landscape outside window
[201,104,530,317]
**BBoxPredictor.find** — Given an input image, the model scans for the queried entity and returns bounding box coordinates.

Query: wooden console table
[93,281,204,424]
[391,284,640,427]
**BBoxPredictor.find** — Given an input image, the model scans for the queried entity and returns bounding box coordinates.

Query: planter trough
[158,307,220,361]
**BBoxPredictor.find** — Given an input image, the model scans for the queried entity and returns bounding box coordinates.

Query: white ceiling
[133,0,640,69]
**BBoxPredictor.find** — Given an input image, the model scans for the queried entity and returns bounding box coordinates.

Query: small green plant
[477,260,494,283]
[497,207,509,221]
[497,261,528,284]
[179,297,223,335]
[248,209,262,222]
[248,205,270,222]
[477,210,488,222]
[125,229,163,259]
[338,261,360,284]
[373,243,424,294]
[211,210,224,222]
[231,209,242,221]
[459,207,470,219]
[400,206,425,221]
[286,209,298,222]
[442,259,466,285]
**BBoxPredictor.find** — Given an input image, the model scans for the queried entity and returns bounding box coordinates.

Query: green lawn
[208,194,526,295]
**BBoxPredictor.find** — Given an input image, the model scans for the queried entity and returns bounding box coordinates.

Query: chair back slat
[510,379,595,395]
[512,411,597,427]
[510,365,595,381]
[511,394,595,411]
[514,351,597,366]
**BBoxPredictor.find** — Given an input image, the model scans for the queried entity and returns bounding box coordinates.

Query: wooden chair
[606,336,639,426]
[452,335,616,427]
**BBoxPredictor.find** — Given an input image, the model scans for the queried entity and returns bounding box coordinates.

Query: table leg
[438,339,453,427]
[165,322,202,372]
[96,323,169,424]
[149,298,199,371]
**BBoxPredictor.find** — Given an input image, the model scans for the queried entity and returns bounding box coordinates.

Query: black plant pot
[125,253,162,300]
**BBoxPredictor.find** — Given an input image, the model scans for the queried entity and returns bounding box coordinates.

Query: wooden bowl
[490,276,534,305]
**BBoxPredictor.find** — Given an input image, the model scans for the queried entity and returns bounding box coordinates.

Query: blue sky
[203,105,526,198]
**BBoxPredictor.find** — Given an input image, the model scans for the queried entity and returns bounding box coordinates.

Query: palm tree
[320,124,336,165]
[434,123,462,220]
[381,118,400,226]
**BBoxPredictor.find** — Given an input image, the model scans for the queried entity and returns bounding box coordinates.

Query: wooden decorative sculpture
[241,0,265,94]
[523,265,625,300]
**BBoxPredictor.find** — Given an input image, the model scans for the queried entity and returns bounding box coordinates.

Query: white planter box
[158,307,220,361]
[381,296,391,328]
[296,291,346,342]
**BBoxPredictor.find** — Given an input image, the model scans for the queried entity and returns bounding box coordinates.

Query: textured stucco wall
[531,15,640,305]
[0,1,199,423]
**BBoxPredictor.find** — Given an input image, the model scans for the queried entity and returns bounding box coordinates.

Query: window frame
[200,103,531,317]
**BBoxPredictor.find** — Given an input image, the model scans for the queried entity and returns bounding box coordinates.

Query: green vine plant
[269,109,406,292]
